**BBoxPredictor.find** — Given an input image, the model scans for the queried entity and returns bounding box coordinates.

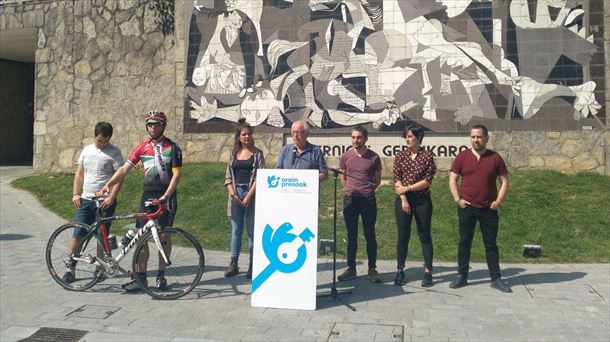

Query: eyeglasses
[291,131,307,136]
[147,122,162,127]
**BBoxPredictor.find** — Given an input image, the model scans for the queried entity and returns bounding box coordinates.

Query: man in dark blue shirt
[276,120,328,181]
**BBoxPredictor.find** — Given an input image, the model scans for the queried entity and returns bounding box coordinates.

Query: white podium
[251,169,319,310]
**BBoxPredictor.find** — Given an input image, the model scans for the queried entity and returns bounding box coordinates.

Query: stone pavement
[1,166,608,342]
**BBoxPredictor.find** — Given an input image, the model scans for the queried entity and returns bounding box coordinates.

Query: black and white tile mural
[184,0,605,132]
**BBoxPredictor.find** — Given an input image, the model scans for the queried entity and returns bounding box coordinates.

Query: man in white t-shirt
[62,122,125,283]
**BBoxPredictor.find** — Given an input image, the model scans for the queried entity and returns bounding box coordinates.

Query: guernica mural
[184,0,605,132]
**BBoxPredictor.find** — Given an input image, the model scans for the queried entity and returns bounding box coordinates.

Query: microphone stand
[293,151,359,311]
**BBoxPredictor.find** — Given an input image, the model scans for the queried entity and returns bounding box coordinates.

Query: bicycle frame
[71,199,170,277]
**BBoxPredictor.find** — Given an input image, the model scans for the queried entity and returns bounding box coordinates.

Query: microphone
[292,146,298,169]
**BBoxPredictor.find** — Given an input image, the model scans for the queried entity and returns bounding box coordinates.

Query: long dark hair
[232,118,255,156]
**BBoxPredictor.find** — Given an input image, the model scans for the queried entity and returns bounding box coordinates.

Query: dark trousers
[136,191,177,229]
[343,195,377,270]
[457,206,501,280]
[394,194,433,271]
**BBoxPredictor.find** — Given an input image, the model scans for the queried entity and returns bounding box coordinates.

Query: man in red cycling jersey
[101,110,182,292]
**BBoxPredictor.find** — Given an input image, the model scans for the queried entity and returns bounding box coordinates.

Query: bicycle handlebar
[135,198,166,220]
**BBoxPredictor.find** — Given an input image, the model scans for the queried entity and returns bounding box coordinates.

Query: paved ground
[1,166,608,342]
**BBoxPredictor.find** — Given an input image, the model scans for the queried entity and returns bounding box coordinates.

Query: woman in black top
[224,118,265,279]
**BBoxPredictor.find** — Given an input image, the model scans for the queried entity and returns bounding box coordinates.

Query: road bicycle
[46,197,205,300]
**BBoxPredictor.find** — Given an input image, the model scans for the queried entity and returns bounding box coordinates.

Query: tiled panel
[183,0,606,133]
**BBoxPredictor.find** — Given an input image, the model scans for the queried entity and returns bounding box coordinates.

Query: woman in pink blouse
[392,124,437,287]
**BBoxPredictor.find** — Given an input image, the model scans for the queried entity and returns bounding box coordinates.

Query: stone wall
[490,131,607,175]
[183,132,284,167]
[1,1,608,176]
[1,0,181,171]
[184,130,609,176]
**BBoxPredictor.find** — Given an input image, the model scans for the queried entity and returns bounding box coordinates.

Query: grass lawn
[12,163,610,263]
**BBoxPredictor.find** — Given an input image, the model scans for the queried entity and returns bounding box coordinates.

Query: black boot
[224,256,239,277]
[246,253,253,280]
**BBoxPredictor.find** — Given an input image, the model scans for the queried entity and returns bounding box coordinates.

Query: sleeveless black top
[232,154,254,184]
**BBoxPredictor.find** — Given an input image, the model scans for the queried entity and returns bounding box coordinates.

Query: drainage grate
[328,322,404,342]
[66,304,121,319]
[17,327,88,342]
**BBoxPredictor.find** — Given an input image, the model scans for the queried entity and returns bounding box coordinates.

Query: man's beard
[472,142,484,151]
[149,129,164,140]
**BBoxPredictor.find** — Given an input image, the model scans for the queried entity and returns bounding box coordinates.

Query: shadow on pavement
[187,264,254,299]
[314,262,462,310]
[506,271,587,285]
[313,263,589,309]
[0,233,33,241]
[461,267,586,286]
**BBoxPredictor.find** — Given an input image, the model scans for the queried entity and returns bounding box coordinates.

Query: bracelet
[454,198,460,204]
[406,185,411,192]
[73,194,80,196]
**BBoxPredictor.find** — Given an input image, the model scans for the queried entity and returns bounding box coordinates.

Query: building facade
[1,0,609,174]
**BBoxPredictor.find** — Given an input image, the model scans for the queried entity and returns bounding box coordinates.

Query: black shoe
[156,277,167,291]
[449,274,468,289]
[393,271,406,286]
[490,278,512,293]
[421,272,433,287]
[61,272,75,284]
[122,279,147,292]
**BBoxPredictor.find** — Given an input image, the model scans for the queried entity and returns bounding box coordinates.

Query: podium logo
[252,222,315,292]
[267,175,280,188]
[267,176,308,190]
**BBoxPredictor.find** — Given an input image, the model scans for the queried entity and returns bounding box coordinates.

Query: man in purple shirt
[337,126,382,283]
[449,124,512,293]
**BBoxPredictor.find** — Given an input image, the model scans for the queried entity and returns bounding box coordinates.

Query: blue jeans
[73,198,116,237]
[230,184,254,258]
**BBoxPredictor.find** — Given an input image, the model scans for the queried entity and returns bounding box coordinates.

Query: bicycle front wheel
[46,223,102,291]
[132,228,205,300]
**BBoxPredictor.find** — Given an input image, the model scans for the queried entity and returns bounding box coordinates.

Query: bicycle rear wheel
[132,228,205,300]
[46,223,102,291]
